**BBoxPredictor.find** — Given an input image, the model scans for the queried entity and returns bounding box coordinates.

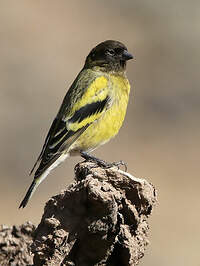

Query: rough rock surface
[0,222,35,265]
[0,161,157,266]
[33,161,157,266]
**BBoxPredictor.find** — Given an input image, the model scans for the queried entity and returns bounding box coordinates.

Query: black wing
[30,71,110,178]
[30,117,90,178]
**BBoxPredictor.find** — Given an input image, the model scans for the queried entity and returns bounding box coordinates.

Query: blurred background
[0,1,199,265]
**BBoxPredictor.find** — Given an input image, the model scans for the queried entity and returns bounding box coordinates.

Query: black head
[85,40,133,72]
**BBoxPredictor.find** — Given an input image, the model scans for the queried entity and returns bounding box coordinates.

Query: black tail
[19,180,37,208]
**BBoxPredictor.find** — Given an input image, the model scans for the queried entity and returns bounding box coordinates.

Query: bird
[19,40,133,208]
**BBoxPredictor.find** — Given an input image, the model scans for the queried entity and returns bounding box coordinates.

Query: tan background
[0,1,199,265]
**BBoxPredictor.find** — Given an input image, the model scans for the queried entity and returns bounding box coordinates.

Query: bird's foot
[80,151,127,171]
[109,160,127,172]
[80,151,109,167]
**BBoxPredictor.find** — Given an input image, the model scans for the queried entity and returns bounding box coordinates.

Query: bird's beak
[122,50,134,61]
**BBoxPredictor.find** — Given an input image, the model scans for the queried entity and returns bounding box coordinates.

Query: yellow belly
[70,74,130,152]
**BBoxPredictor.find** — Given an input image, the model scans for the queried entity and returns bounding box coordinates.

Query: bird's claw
[107,160,127,171]
[80,151,127,171]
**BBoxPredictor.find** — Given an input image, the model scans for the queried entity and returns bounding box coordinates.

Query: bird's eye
[114,48,123,54]
[106,49,115,56]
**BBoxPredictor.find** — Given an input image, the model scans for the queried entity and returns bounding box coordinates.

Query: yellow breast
[71,74,130,152]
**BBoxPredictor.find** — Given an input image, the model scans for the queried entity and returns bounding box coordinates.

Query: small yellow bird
[19,40,133,208]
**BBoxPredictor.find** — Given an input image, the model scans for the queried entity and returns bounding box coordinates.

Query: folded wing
[30,73,110,178]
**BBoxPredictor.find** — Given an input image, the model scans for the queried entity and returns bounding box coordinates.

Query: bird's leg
[80,151,109,167]
[80,151,127,171]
